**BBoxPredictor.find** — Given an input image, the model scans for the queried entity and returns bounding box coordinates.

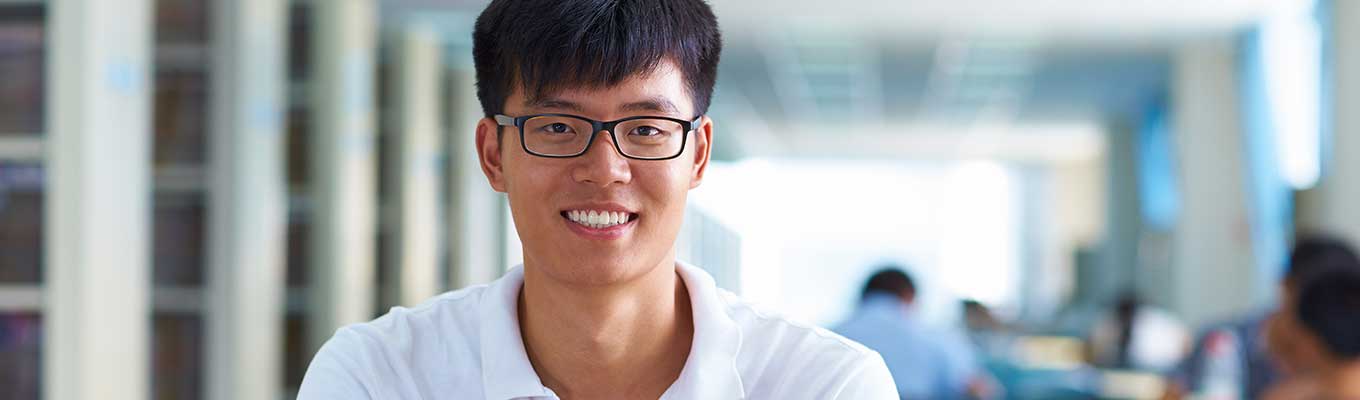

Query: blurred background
[1,0,1357,399]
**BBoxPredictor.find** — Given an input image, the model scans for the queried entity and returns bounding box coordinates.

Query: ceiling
[383,0,1287,45]
[710,0,1286,45]
[380,0,1297,161]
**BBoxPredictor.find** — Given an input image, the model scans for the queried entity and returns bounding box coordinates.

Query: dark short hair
[1285,235,1360,285]
[861,267,916,300]
[1296,267,1360,359]
[472,0,723,118]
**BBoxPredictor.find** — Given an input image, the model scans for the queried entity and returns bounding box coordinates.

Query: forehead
[508,61,695,117]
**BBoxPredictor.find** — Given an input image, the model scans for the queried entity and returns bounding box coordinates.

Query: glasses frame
[494,113,703,161]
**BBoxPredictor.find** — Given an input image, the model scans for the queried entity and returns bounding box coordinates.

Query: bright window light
[1261,0,1321,189]
[691,159,1021,325]
[938,161,1020,307]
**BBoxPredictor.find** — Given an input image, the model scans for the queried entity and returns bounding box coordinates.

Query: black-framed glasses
[494,113,702,160]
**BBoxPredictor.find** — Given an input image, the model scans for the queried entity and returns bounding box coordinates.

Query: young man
[297,1,898,399]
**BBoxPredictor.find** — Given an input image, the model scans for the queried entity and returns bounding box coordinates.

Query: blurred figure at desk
[1259,237,1360,400]
[1089,292,1191,373]
[834,266,998,399]
[1276,267,1360,398]
[1166,235,1360,399]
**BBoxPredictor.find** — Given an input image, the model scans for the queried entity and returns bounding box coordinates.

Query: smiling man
[296,0,897,399]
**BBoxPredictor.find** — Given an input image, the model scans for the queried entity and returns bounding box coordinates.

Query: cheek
[632,166,693,245]
[502,153,556,193]
[637,164,693,206]
[502,160,567,226]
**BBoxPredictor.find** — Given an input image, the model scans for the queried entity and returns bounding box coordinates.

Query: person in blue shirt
[834,266,993,400]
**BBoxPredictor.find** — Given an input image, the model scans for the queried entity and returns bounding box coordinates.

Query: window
[0,6,44,399]
[0,313,41,400]
[0,5,44,136]
[284,2,314,393]
[0,163,42,284]
[151,0,211,398]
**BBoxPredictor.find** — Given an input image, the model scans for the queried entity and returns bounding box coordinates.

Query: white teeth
[566,209,632,229]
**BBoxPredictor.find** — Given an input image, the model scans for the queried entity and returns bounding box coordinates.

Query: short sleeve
[831,352,900,400]
[297,328,376,400]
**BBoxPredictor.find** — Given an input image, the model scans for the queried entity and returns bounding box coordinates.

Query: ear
[476,117,509,193]
[688,116,713,190]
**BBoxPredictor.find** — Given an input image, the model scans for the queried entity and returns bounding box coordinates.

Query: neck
[1324,361,1360,398]
[518,259,694,399]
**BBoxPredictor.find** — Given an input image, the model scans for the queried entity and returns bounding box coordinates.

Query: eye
[539,123,575,134]
[631,125,662,136]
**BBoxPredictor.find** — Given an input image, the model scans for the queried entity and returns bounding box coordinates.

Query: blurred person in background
[962,299,1004,333]
[297,0,900,398]
[1164,235,1360,400]
[1264,236,1360,375]
[1088,291,1191,372]
[835,267,999,400]
[1259,237,1360,400]
[961,299,1015,361]
[1275,267,1360,399]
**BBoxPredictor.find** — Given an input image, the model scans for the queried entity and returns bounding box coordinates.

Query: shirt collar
[479,266,554,400]
[665,261,746,399]
[860,292,906,309]
[477,262,746,400]
[857,293,914,319]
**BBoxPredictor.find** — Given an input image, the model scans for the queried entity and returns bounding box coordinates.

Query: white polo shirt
[297,262,898,399]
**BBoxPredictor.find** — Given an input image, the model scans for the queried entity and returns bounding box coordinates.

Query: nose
[571,130,632,187]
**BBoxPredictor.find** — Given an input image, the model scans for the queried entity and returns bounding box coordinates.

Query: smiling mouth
[560,209,639,229]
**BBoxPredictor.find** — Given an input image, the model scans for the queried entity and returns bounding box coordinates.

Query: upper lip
[560,202,638,214]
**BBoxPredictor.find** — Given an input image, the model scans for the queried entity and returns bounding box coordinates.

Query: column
[204,0,288,399]
[385,26,444,306]
[1299,0,1360,245]
[43,0,153,399]
[307,0,378,353]
[1101,123,1140,306]
[1169,38,1258,327]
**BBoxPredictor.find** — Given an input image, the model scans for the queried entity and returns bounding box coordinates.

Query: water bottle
[1196,328,1243,400]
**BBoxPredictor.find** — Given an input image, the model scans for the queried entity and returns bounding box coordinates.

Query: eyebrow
[618,97,681,115]
[524,96,682,116]
[524,98,585,113]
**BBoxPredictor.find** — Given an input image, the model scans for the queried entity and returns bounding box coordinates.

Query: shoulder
[715,290,896,398]
[351,284,490,350]
[297,284,494,400]
[719,289,876,358]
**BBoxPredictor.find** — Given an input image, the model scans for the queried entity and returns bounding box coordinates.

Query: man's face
[475,60,713,286]
[1266,281,1332,374]
[1266,307,1334,374]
